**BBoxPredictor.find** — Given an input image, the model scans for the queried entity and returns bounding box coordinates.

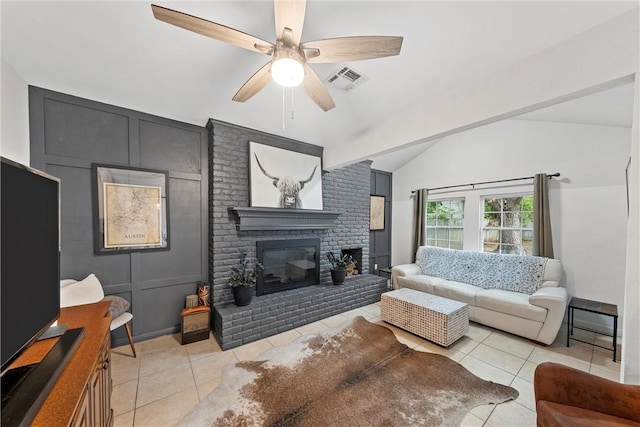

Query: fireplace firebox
[256,239,320,296]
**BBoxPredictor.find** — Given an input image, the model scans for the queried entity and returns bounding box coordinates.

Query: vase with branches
[227,251,263,305]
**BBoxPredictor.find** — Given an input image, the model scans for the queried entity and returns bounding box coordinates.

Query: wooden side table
[567,297,618,362]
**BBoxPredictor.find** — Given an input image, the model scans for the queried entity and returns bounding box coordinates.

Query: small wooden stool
[181,306,211,345]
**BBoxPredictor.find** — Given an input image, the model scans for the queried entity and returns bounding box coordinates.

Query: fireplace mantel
[231,207,340,231]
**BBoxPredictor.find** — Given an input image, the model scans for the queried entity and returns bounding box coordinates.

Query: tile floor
[111,302,621,426]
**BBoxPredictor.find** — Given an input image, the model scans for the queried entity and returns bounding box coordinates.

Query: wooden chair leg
[124,322,137,358]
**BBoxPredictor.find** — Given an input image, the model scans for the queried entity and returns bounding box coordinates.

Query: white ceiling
[2,1,637,168]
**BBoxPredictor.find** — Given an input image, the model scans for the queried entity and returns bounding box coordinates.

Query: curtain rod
[411,173,560,194]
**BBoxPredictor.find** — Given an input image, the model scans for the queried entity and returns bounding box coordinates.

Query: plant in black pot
[326,252,353,285]
[227,251,263,306]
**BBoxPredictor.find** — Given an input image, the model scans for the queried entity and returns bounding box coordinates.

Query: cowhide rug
[179,316,518,426]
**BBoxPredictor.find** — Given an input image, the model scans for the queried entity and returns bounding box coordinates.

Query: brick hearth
[214,274,387,350]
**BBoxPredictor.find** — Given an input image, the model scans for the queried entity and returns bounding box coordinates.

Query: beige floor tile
[460,411,486,426]
[112,379,138,416]
[185,335,223,362]
[113,410,134,427]
[510,376,535,411]
[469,403,496,422]
[112,345,139,359]
[449,335,481,354]
[111,352,141,386]
[516,360,539,383]
[319,313,350,328]
[267,328,302,347]
[486,401,536,427]
[342,307,377,320]
[468,344,526,375]
[590,349,621,372]
[295,321,330,336]
[191,350,238,385]
[139,346,190,378]
[232,337,274,361]
[358,303,381,316]
[133,387,199,427]
[483,331,535,360]
[459,355,515,385]
[528,346,591,372]
[466,322,493,343]
[590,364,621,382]
[137,333,181,355]
[196,378,222,401]
[136,362,195,408]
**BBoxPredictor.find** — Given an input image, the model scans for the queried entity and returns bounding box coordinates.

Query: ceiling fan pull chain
[291,88,295,121]
[282,86,286,133]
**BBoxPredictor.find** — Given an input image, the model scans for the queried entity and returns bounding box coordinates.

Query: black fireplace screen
[256,238,320,296]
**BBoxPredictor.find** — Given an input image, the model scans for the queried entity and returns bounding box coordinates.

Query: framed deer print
[249,141,323,210]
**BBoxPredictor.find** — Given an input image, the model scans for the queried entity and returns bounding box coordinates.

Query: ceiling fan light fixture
[271,48,305,87]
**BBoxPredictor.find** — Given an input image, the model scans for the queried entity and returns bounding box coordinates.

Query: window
[482,194,533,254]
[426,199,464,249]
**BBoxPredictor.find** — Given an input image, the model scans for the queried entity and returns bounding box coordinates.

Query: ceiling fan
[151,1,403,112]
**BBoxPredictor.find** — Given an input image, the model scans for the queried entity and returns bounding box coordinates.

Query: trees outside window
[482,194,533,254]
[426,199,464,249]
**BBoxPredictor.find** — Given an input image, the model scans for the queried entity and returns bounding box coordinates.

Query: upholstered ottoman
[381,288,469,347]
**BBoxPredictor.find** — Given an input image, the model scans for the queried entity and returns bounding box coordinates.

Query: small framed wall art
[92,164,170,254]
[370,195,385,230]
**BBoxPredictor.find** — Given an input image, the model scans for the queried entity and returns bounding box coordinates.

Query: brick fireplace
[207,120,384,349]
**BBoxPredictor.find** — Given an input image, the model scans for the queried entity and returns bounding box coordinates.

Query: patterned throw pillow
[417,246,548,294]
[102,295,130,319]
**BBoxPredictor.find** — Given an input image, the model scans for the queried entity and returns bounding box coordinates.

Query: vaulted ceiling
[2,1,637,169]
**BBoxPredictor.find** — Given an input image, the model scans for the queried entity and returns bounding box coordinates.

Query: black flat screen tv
[1,157,61,374]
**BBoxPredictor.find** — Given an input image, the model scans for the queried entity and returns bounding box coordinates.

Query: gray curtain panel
[533,173,554,258]
[412,188,429,262]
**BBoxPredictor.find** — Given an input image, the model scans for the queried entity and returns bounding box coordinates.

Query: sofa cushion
[432,280,479,305]
[396,275,444,294]
[476,289,547,323]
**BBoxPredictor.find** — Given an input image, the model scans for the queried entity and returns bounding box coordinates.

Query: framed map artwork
[92,164,170,254]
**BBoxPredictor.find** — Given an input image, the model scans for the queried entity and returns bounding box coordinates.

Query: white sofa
[391,246,566,345]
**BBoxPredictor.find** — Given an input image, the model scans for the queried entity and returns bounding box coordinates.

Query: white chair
[60,273,136,357]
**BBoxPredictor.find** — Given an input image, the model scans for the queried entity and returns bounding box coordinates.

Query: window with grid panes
[426,199,464,249]
[482,194,533,254]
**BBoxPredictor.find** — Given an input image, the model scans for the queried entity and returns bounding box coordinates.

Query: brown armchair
[534,362,640,426]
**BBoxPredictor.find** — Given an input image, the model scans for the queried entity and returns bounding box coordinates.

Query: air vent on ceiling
[324,66,370,93]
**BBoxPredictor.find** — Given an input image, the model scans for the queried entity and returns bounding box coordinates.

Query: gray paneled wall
[369,169,392,273]
[29,87,208,346]
[208,120,371,304]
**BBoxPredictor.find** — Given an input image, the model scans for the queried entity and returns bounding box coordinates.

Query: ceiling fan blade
[301,36,403,63]
[302,63,335,112]
[232,62,273,103]
[152,4,274,55]
[274,0,306,46]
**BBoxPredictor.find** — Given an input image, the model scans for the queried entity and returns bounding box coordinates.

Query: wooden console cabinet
[8,301,113,426]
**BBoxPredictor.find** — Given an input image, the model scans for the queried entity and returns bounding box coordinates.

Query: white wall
[393,119,630,336]
[1,58,30,164]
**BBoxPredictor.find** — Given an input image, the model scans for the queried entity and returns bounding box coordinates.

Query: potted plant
[227,251,263,306]
[326,252,353,285]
